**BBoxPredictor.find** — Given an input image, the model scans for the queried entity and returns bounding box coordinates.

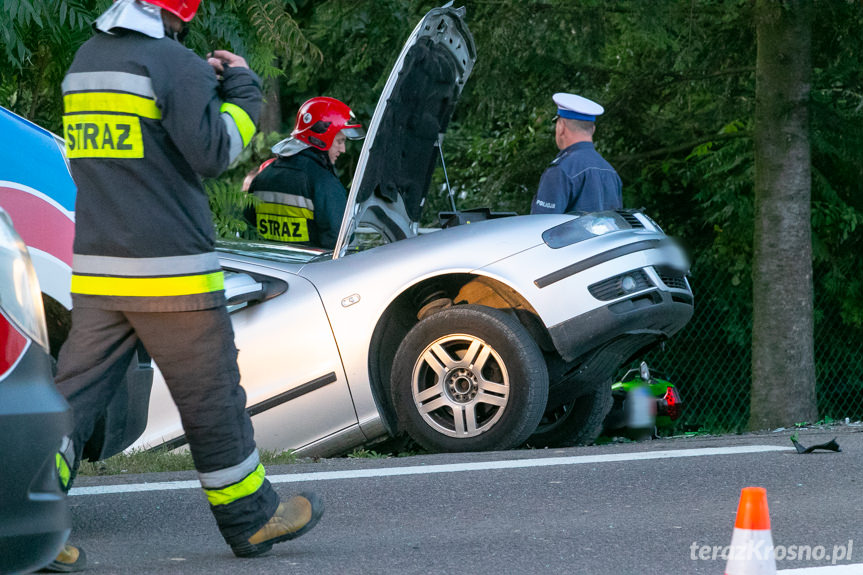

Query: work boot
[39,543,86,572]
[231,492,324,558]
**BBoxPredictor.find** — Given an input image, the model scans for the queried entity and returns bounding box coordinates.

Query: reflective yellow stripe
[220,102,256,147]
[204,464,266,507]
[64,114,144,159]
[71,271,225,297]
[56,453,71,489]
[64,92,161,119]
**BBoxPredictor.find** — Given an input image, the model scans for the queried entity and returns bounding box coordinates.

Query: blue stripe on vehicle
[0,107,77,213]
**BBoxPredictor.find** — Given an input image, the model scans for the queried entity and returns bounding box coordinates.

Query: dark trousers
[54,305,279,545]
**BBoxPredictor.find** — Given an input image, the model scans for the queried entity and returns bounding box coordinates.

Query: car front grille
[655,266,689,290]
[588,269,653,301]
[616,211,644,229]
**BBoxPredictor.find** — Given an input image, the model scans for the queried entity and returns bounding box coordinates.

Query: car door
[127,261,360,455]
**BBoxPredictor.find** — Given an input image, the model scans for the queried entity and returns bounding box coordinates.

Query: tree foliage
[1,1,861,396]
[0,0,105,127]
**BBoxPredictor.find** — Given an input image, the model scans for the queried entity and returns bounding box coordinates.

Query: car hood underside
[336,5,476,255]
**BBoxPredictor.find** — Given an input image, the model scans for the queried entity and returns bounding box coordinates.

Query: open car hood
[333,3,476,258]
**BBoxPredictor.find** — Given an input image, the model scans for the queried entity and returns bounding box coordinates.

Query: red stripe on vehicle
[0,186,74,266]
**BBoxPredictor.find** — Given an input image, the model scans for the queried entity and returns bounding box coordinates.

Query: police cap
[553,93,604,122]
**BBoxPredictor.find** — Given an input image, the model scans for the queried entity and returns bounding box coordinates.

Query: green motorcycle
[603,361,683,437]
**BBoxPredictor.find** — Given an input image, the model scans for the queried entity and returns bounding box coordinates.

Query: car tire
[391,304,548,452]
[526,380,613,448]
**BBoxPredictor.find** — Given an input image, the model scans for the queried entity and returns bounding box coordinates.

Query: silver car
[123,5,693,456]
[6,5,693,460]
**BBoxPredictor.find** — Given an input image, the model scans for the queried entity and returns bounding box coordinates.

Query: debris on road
[790,435,841,454]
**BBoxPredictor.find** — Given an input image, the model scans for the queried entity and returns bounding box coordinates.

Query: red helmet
[142,0,200,22]
[291,97,365,151]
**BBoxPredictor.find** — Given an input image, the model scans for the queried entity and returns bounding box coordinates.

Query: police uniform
[54,1,280,549]
[531,93,622,214]
[248,148,346,249]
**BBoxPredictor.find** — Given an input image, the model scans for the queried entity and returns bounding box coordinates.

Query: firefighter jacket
[247,148,347,249]
[62,29,261,312]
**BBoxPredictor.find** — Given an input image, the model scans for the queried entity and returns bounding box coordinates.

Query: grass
[77,449,300,476]
[346,449,390,459]
[76,437,428,477]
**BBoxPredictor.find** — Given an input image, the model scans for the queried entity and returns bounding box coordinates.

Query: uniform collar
[94,0,165,39]
[272,139,337,174]
[551,141,595,166]
[299,148,336,173]
[561,141,595,154]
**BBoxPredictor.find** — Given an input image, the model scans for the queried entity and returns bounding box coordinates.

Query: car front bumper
[0,343,72,575]
[549,284,693,364]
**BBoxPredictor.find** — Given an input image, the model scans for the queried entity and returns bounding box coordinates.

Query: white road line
[779,565,863,574]
[70,444,791,497]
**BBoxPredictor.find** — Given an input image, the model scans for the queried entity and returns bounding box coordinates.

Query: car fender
[299,219,554,428]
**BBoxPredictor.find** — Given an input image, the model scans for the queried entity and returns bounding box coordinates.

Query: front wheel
[391,305,548,452]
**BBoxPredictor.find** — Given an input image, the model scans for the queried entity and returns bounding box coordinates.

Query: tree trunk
[258,71,282,134]
[749,0,817,429]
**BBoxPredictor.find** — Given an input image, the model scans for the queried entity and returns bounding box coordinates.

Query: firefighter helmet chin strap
[94,0,165,39]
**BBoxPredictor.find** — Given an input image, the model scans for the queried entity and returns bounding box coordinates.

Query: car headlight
[542,211,626,248]
[0,210,49,352]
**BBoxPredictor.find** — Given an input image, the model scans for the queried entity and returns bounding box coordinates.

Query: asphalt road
[63,426,863,575]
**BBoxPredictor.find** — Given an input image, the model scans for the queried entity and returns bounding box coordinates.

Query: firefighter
[47,0,322,570]
[247,97,365,249]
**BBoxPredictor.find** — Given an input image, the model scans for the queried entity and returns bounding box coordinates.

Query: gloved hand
[207,50,249,74]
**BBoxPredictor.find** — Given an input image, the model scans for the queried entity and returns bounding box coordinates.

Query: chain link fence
[639,264,863,433]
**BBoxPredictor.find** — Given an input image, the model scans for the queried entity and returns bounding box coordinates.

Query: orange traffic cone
[725,487,777,575]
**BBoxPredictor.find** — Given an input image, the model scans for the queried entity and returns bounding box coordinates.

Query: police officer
[530,93,622,214]
[48,0,322,570]
[247,97,365,249]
